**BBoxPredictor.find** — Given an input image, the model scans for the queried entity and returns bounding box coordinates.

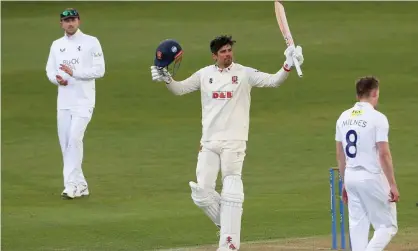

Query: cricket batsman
[335,76,399,251]
[150,36,303,250]
[45,8,105,199]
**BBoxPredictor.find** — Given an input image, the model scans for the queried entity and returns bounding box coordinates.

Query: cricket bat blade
[274,1,303,77]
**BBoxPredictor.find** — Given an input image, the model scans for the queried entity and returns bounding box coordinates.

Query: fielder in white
[45,8,105,199]
[335,76,399,251]
[151,36,304,250]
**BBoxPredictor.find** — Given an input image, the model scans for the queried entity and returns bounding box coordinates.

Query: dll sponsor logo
[212,91,233,99]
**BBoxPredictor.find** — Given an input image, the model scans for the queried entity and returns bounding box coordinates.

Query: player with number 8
[345,129,358,158]
[334,76,399,251]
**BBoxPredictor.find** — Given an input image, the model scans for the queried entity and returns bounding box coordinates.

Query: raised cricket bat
[274,0,303,77]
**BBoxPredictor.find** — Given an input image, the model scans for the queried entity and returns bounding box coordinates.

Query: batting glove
[283,45,304,71]
[150,66,173,84]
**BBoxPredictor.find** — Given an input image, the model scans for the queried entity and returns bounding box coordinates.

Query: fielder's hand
[56,75,68,86]
[342,185,348,204]
[59,64,73,76]
[389,184,400,203]
[283,45,304,71]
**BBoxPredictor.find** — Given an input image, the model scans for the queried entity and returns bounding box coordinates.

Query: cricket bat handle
[292,54,303,77]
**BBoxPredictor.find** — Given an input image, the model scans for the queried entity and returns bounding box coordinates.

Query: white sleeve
[72,38,105,80]
[335,120,343,142]
[246,67,290,88]
[46,43,59,86]
[376,114,389,142]
[166,70,201,95]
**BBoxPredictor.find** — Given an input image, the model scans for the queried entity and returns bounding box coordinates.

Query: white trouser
[57,107,93,189]
[190,140,246,250]
[345,167,398,251]
[197,140,246,189]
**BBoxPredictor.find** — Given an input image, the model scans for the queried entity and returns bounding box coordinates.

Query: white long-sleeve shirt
[335,102,389,174]
[166,63,290,141]
[46,29,105,109]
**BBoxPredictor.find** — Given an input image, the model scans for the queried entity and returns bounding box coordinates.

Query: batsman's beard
[224,58,232,67]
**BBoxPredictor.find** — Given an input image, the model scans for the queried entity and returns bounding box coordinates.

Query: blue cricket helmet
[154,39,183,76]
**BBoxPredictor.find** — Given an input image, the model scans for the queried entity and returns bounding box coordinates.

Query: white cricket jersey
[335,102,389,174]
[166,62,290,141]
[45,29,105,109]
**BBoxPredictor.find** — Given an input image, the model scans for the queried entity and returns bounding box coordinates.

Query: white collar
[355,101,374,109]
[64,29,83,40]
[215,62,234,73]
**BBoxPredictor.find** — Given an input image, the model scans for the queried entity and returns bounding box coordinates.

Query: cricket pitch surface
[156,228,418,251]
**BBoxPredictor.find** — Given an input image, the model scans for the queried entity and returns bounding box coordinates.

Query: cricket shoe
[217,248,236,251]
[218,236,238,250]
[217,245,238,251]
[61,185,77,199]
[76,184,89,197]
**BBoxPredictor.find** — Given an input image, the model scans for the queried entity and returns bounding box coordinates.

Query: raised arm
[72,38,105,80]
[247,67,290,88]
[248,45,304,88]
[151,66,200,96]
[165,70,201,95]
[46,43,59,85]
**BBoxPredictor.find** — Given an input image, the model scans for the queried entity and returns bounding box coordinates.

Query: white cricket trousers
[57,108,93,189]
[344,167,398,251]
[197,140,247,189]
[196,140,246,250]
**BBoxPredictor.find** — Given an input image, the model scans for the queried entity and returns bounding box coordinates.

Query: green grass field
[2,2,418,251]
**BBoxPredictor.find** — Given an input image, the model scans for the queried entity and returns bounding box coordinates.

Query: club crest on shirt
[232,76,238,84]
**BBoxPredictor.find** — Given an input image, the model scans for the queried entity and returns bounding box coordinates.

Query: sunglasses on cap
[60,9,79,20]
